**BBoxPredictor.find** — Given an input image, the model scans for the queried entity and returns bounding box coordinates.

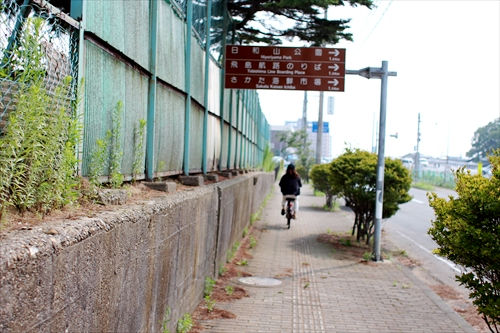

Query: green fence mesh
[414,169,456,189]
[0,0,79,133]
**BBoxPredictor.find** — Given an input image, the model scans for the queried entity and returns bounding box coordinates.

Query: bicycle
[283,195,296,229]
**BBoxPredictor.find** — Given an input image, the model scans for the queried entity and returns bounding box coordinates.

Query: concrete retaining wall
[0,172,274,332]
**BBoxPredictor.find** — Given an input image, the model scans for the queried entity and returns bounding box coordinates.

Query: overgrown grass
[249,235,257,249]
[314,190,325,197]
[261,145,274,172]
[323,201,339,212]
[227,241,240,262]
[0,18,81,217]
[250,188,273,225]
[412,182,434,191]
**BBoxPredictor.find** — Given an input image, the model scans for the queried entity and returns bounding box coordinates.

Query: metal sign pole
[346,61,397,261]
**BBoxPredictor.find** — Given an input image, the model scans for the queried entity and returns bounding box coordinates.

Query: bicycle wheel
[286,201,292,229]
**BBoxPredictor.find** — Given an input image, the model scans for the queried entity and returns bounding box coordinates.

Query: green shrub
[329,149,412,244]
[310,163,336,209]
[428,151,499,331]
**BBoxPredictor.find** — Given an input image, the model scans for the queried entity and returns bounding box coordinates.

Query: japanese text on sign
[224,45,346,92]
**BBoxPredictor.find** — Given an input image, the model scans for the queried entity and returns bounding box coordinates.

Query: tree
[428,151,500,332]
[310,163,335,208]
[329,149,412,244]
[227,0,374,46]
[278,129,314,182]
[466,118,500,163]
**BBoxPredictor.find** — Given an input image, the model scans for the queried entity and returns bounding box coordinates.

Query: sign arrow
[328,49,340,57]
[328,64,339,71]
[328,79,339,86]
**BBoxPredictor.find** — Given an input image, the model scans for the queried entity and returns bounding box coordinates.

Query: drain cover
[238,276,282,287]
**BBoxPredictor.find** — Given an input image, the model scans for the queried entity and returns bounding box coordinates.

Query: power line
[362,0,394,44]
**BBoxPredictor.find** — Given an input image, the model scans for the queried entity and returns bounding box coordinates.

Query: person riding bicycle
[279,164,302,218]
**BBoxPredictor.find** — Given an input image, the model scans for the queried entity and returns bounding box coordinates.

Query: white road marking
[394,230,461,273]
[412,199,424,204]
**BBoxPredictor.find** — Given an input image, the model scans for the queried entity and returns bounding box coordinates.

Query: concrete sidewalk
[196,183,475,333]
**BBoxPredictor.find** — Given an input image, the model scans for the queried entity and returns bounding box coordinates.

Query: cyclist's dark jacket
[279,174,302,196]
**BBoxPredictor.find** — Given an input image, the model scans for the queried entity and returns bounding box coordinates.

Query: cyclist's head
[286,164,298,177]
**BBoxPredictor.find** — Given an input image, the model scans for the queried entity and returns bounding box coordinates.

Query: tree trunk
[352,213,358,236]
[325,194,333,209]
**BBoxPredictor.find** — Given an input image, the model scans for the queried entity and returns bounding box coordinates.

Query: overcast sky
[258,0,500,159]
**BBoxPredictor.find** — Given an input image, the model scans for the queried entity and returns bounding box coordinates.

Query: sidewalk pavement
[196,183,476,333]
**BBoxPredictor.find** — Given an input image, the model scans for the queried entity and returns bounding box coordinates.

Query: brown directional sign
[224,45,346,92]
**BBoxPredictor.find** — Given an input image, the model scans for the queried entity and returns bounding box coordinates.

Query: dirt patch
[274,268,293,279]
[192,307,236,320]
[0,172,245,235]
[211,283,248,302]
[430,284,489,332]
[0,181,169,235]
[454,305,489,332]
[317,233,370,260]
[191,225,260,331]
[190,308,236,333]
[395,254,421,268]
[430,284,462,300]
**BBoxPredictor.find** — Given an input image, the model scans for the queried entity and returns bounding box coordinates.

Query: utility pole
[346,61,397,262]
[415,113,421,180]
[371,113,378,153]
[316,91,324,164]
[302,91,308,146]
[315,8,327,164]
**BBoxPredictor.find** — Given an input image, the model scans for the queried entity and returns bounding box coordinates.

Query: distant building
[400,153,478,171]
[270,119,332,161]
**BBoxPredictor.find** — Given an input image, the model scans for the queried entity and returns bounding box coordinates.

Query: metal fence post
[218,7,228,171]
[234,89,240,168]
[239,90,246,169]
[227,90,233,169]
[202,0,212,174]
[146,0,159,180]
[183,0,193,175]
[71,0,86,176]
[0,0,31,67]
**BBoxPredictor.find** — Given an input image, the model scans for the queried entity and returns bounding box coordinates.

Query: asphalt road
[382,187,469,295]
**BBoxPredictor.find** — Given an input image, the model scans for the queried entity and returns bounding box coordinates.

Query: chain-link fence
[0,0,79,133]
[170,0,235,61]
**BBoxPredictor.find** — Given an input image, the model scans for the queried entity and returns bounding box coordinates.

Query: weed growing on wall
[224,285,234,295]
[0,18,80,217]
[161,307,171,333]
[132,119,146,181]
[88,138,107,186]
[109,101,124,188]
[176,313,193,333]
[88,101,124,188]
